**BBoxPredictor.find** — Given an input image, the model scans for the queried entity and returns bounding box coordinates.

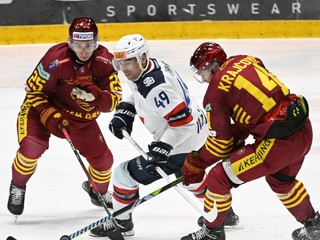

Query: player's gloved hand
[109,102,136,139]
[72,79,102,103]
[182,151,206,186]
[146,142,173,175]
[40,107,69,138]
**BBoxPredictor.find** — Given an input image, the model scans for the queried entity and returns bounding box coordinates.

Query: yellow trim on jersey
[277,181,308,209]
[285,191,308,209]
[232,138,275,175]
[88,166,112,184]
[205,136,234,157]
[18,101,31,142]
[205,190,232,212]
[13,152,37,175]
[233,104,251,124]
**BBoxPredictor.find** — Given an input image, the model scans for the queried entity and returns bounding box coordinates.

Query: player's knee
[207,161,240,193]
[182,173,207,199]
[266,173,296,194]
[112,161,140,205]
[19,136,48,158]
[221,157,244,188]
[113,161,139,190]
[87,149,113,170]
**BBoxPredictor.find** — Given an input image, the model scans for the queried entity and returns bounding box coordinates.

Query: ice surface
[0,38,319,240]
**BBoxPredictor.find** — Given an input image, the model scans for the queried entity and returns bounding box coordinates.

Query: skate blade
[122,230,135,237]
[13,215,19,223]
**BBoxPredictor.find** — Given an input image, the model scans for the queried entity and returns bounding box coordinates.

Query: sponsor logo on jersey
[72,32,94,40]
[234,139,275,174]
[96,55,112,65]
[37,63,50,80]
[49,59,58,70]
[143,77,155,86]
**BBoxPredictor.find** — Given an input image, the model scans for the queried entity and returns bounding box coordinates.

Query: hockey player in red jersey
[7,17,122,218]
[180,42,319,240]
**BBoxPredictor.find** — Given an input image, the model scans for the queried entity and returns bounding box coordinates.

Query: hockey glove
[40,107,69,139]
[109,102,136,139]
[182,151,206,186]
[146,142,173,175]
[73,78,102,105]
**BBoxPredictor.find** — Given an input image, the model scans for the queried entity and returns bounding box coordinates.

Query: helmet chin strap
[133,57,150,81]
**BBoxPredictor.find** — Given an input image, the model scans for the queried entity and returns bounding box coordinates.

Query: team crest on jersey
[143,77,155,86]
[236,148,245,155]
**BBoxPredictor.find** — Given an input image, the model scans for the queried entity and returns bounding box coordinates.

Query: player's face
[115,58,142,81]
[70,40,96,61]
[192,63,214,83]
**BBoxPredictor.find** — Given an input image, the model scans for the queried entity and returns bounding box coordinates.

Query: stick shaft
[121,129,217,222]
[65,177,182,239]
[62,128,123,238]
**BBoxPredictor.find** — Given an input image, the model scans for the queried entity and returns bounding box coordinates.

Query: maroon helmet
[68,17,98,41]
[190,42,227,71]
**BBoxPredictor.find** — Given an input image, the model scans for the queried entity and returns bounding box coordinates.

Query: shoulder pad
[137,59,166,98]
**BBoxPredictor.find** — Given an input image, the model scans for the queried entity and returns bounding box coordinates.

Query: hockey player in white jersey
[89,34,239,238]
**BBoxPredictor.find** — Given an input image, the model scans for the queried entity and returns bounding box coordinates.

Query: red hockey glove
[73,79,102,104]
[40,107,69,138]
[182,151,206,186]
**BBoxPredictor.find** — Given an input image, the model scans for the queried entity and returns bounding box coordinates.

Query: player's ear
[141,53,148,67]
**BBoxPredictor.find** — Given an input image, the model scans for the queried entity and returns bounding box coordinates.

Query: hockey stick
[62,128,124,240]
[121,129,218,222]
[59,176,182,240]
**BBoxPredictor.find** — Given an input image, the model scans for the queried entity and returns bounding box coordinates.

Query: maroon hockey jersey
[198,55,291,165]
[24,43,122,122]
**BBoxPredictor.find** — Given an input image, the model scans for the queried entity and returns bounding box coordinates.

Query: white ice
[0,39,320,240]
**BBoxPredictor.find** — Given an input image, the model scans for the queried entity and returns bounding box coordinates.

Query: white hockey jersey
[125,58,209,155]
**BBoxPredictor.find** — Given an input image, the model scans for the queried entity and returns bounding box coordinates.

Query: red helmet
[68,17,98,41]
[190,42,227,70]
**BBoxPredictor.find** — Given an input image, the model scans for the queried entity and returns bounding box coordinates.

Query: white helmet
[113,34,149,72]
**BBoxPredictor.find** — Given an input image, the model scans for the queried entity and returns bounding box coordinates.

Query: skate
[181,225,225,240]
[82,181,113,208]
[197,207,242,229]
[90,214,135,238]
[7,182,26,222]
[292,211,320,240]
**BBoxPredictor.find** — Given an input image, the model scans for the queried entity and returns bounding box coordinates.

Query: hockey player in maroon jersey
[7,17,122,219]
[181,42,319,240]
